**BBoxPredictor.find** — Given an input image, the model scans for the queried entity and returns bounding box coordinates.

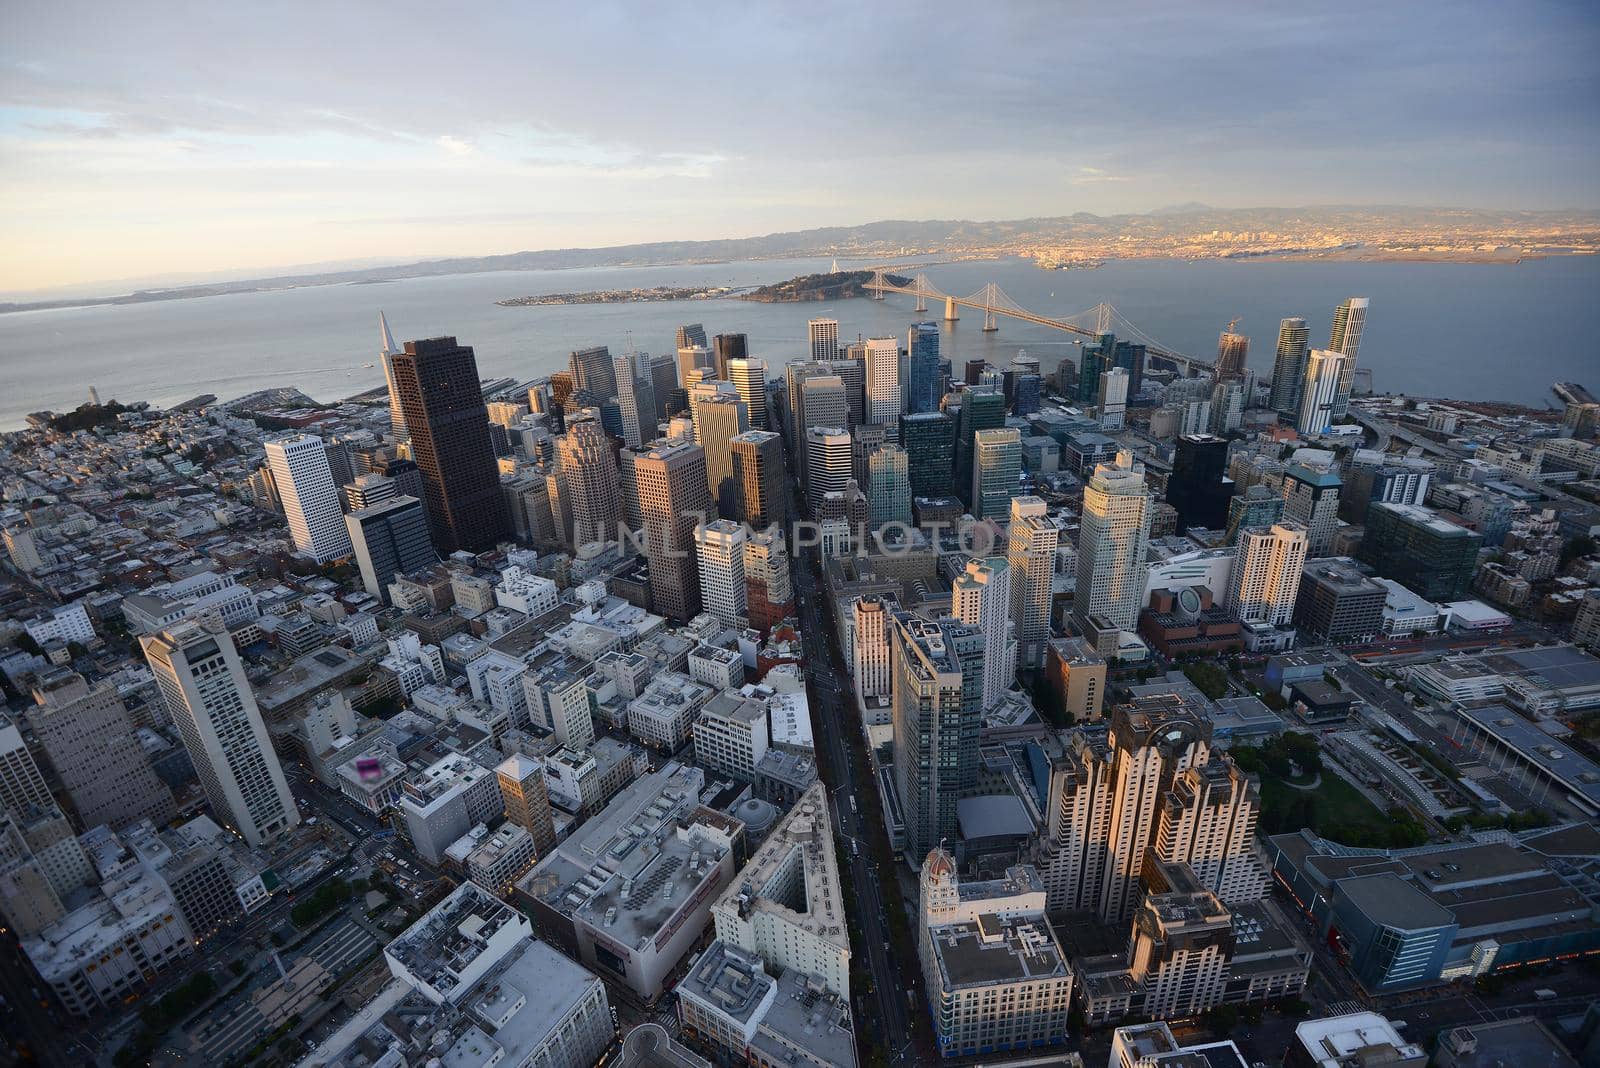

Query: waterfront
[3,253,1595,429]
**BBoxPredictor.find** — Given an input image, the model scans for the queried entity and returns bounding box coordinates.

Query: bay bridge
[864,268,1215,376]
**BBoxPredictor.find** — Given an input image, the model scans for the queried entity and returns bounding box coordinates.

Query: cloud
[437,135,474,157]
[1070,167,1133,185]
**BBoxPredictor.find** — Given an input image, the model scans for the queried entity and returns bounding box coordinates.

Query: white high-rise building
[1329,296,1369,416]
[1297,349,1349,436]
[864,336,903,441]
[1074,452,1153,631]
[851,595,892,702]
[141,621,300,848]
[805,426,853,506]
[379,311,407,440]
[613,350,657,448]
[1229,522,1308,626]
[1097,368,1129,430]
[866,444,912,528]
[728,357,769,430]
[807,318,839,362]
[695,520,748,628]
[1008,496,1060,672]
[954,557,1015,711]
[265,435,354,563]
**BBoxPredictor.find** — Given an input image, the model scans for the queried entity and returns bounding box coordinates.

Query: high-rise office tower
[569,345,618,400]
[1075,452,1153,631]
[712,333,747,380]
[1077,333,1145,401]
[1268,317,1310,416]
[971,427,1022,521]
[342,471,396,512]
[1225,485,1286,545]
[676,323,708,351]
[612,350,657,448]
[805,427,853,509]
[1296,349,1349,436]
[901,412,956,499]
[1215,325,1249,380]
[496,755,557,856]
[954,558,1015,711]
[1328,297,1369,416]
[1154,764,1266,905]
[555,409,626,547]
[852,595,893,702]
[378,311,407,441]
[1096,368,1129,430]
[864,337,903,440]
[797,373,849,493]
[730,430,787,530]
[635,438,713,621]
[689,382,748,517]
[851,422,887,488]
[0,724,93,899]
[265,435,354,563]
[1282,462,1342,556]
[141,621,300,848]
[649,353,678,425]
[867,444,912,529]
[388,337,511,553]
[807,318,839,362]
[891,612,984,859]
[907,322,942,414]
[1209,377,1247,435]
[1229,522,1309,626]
[744,527,794,634]
[829,355,867,427]
[1166,434,1233,533]
[695,520,748,628]
[678,344,714,387]
[954,389,1006,506]
[1124,867,1235,1019]
[1008,496,1060,672]
[345,495,436,601]
[728,357,769,430]
[29,670,175,831]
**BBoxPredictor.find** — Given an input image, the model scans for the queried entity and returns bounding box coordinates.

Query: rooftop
[713,782,848,955]
[383,882,530,1004]
[929,914,1068,989]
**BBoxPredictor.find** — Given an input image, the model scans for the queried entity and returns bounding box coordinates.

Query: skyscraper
[1328,297,1369,416]
[689,382,748,517]
[852,595,892,703]
[141,621,300,848]
[805,427,853,509]
[864,336,903,439]
[1229,522,1308,625]
[796,374,848,493]
[1075,452,1153,631]
[730,430,787,530]
[649,353,678,424]
[346,495,436,601]
[695,519,748,628]
[1008,496,1060,672]
[907,322,942,414]
[555,408,626,547]
[569,345,617,400]
[728,357,769,430]
[1215,325,1249,380]
[1225,486,1285,545]
[866,444,912,529]
[971,427,1022,521]
[712,333,747,380]
[612,350,658,448]
[1209,377,1247,435]
[388,337,511,553]
[830,355,867,427]
[744,528,794,634]
[954,389,1006,506]
[678,344,714,387]
[1165,434,1233,533]
[676,323,708,351]
[807,318,839,362]
[1268,317,1310,416]
[378,311,407,441]
[264,434,354,563]
[1296,349,1349,436]
[954,558,1014,710]
[891,612,984,859]
[1096,367,1129,430]
[901,411,956,499]
[635,438,713,621]
[1282,463,1342,556]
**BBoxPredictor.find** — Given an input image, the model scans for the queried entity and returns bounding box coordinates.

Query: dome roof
[923,847,956,880]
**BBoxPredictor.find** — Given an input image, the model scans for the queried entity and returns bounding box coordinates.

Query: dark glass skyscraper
[388,337,511,554]
[1268,317,1310,416]
[901,411,956,499]
[1165,433,1233,532]
[712,333,747,379]
[953,390,1006,507]
[907,322,942,414]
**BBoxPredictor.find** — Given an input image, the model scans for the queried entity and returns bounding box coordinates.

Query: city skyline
[3,3,1598,292]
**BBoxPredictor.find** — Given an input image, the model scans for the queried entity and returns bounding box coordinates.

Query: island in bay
[495,284,738,306]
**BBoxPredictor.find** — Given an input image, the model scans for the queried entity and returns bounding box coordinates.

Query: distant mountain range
[5,205,1596,315]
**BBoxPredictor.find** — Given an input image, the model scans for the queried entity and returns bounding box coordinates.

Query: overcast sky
[2,1,1596,293]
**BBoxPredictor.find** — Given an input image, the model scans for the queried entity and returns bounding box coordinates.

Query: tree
[15,632,43,656]
[1560,535,1597,568]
